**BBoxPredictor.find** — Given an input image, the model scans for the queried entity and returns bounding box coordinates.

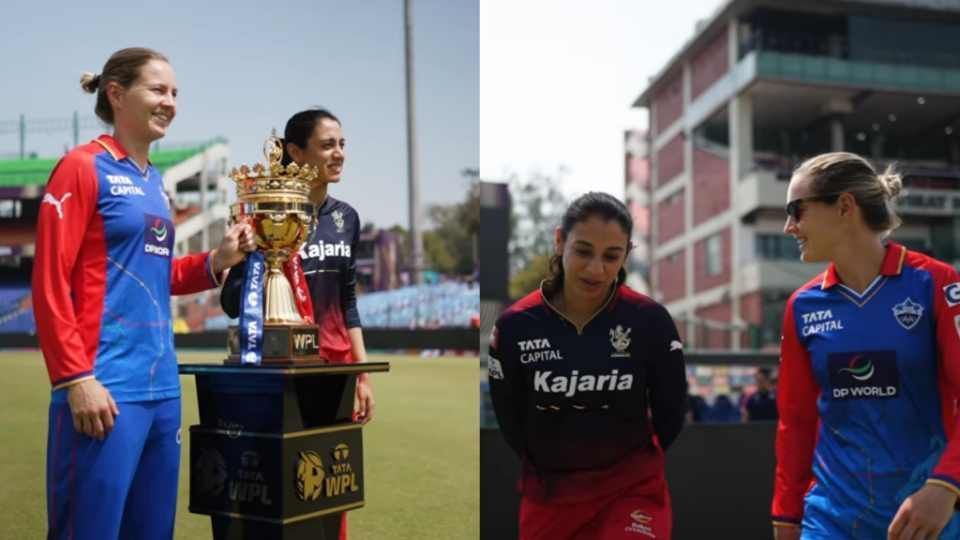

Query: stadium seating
[0,284,33,334]
[357,282,480,328]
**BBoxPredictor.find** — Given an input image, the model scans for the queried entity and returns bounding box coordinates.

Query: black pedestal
[179,362,389,540]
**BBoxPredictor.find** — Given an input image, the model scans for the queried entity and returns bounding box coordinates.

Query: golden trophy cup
[226,134,323,364]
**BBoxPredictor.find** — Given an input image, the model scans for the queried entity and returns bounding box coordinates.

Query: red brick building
[633,0,960,349]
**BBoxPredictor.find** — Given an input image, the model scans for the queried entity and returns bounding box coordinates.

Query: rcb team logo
[332,210,345,233]
[609,325,632,357]
[296,451,326,501]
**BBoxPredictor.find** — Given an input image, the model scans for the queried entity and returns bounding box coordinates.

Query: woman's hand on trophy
[211,222,257,274]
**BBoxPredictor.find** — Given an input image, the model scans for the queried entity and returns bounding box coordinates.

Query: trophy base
[226,324,324,365]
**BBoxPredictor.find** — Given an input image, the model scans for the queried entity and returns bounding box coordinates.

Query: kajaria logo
[533,369,633,397]
[300,240,351,261]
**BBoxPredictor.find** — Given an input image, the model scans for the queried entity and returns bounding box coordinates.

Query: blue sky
[0,0,478,228]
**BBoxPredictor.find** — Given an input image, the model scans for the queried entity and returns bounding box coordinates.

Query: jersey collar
[538,280,619,334]
[93,134,129,161]
[821,242,906,289]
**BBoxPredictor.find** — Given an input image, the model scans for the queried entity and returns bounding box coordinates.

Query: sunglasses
[785,195,839,221]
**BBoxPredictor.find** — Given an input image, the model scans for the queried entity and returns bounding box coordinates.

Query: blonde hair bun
[879,165,903,199]
[79,72,100,94]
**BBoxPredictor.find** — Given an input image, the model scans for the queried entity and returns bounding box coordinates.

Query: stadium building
[624,129,652,294]
[633,0,960,350]
[0,139,233,333]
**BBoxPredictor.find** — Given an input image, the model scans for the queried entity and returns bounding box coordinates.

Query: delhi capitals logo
[839,355,874,381]
[892,297,924,330]
[151,219,168,242]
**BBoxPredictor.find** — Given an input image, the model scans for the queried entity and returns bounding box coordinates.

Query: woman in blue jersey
[488,192,687,540]
[32,47,254,540]
[772,152,960,540]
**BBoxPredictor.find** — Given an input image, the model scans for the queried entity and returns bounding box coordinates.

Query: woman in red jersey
[488,191,687,540]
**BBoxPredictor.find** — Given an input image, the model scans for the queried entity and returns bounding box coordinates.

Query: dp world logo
[828,351,899,400]
[892,297,924,330]
[839,355,874,381]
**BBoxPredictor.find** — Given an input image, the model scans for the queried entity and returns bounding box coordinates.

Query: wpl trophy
[226,135,322,364]
[181,134,389,539]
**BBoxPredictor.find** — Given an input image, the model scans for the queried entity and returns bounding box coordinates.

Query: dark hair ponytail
[542,192,633,297]
[281,108,341,166]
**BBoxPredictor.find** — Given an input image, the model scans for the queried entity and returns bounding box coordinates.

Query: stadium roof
[0,138,227,188]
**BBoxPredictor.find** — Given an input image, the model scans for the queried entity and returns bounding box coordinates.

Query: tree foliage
[506,168,568,298]
[422,170,479,276]
[509,252,552,299]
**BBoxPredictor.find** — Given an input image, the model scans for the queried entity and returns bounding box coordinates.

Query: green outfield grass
[0,351,479,540]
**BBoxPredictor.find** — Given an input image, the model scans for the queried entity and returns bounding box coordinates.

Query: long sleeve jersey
[222,196,361,362]
[488,284,687,501]
[773,243,960,526]
[32,135,218,402]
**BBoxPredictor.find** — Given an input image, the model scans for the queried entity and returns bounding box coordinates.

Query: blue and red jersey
[488,284,686,502]
[32,134,219,403]
[773,243,960,528]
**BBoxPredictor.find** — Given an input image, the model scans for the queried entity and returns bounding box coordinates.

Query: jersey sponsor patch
[106,174,145,197]
[299,240,351,261]
[800,309,845,337]
[533,369,634,397]
[625,509,655,536]
[828,351,899,400]
[892,297,924,330]
[944,283,960,307]
[143,214,173,257]
[488,357,504,380]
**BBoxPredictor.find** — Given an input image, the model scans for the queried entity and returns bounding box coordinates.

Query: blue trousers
[46,398,181,540]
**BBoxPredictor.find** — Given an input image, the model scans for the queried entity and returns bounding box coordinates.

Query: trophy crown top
[229,132,320,199]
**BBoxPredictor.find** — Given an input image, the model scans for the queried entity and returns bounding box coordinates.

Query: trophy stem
[265,267,304,325]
